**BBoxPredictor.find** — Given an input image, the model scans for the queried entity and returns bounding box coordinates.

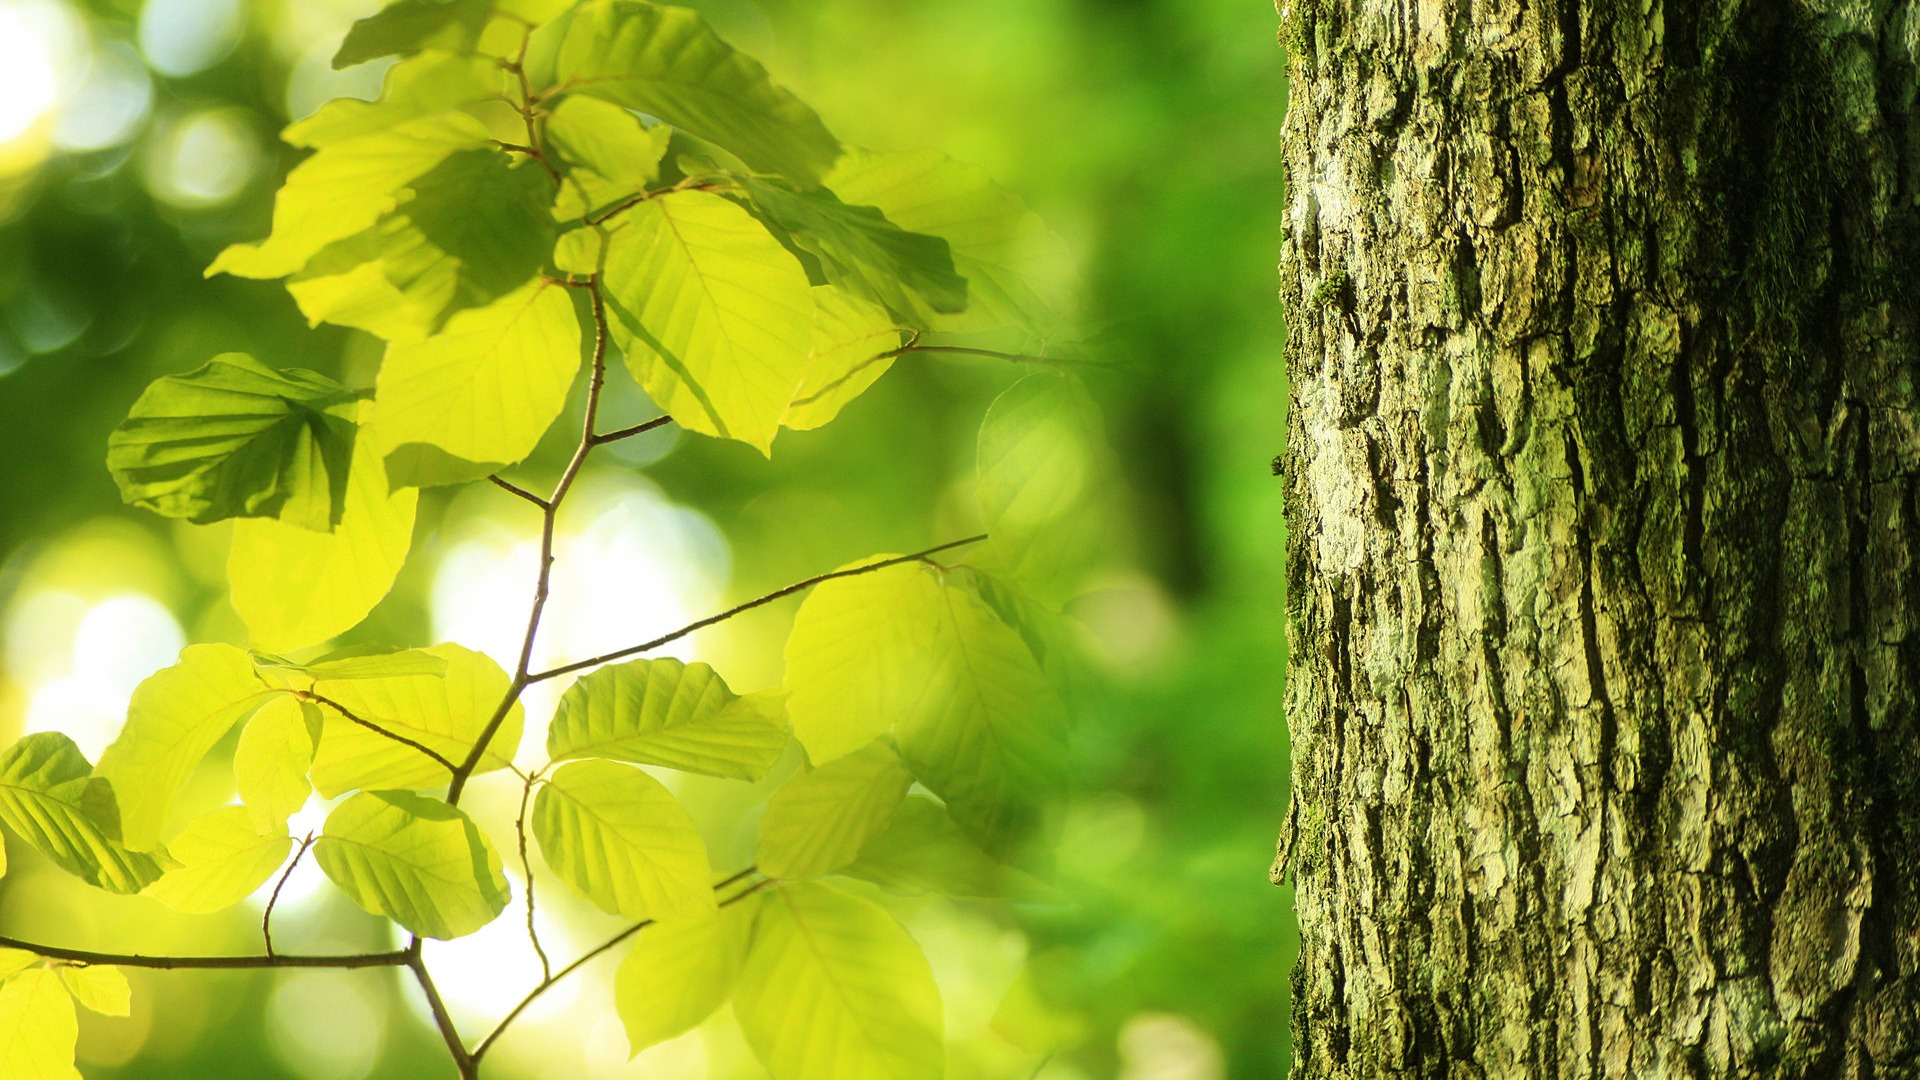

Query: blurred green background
[0,0,1292,1076]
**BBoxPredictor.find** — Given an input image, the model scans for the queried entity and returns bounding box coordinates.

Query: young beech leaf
[286,233,427,343]
[757,741,913,880]
[232,696,323,833]
[543,96,672,220]
[373,279,584,488]
[377,150,556,330]
[332,0,494,69]
[533,760,717,922]
[308,643,524,797]
[95,644,284,852]
[546,658,788,781]
[601,190,814,454]
[229,403,419,653]
[782,286,906,432]
[315,790,509,940]
[0,950,36,982]
[0,831,7,880]
[285,53,504,149]
[142,808,291,915]
[0,734,164,894]
[784,561,940,766]
[56,966,131,1018]
[734,882,944,1080]
[0,968,80,1080]
[258,645,451,682]
[544,0,840,185]
[842,795,1045,901]
[615,892,760,1056]
[976,372,1120,606]
[736,175,966,321]
[106,354,361,533]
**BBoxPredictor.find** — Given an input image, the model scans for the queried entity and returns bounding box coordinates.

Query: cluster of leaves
[0,1,1123,1078]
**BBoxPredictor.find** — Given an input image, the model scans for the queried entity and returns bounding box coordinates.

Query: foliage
[0,2,1125,1078]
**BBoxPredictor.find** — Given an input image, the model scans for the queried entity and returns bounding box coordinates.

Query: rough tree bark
[1274,0,1920,1076]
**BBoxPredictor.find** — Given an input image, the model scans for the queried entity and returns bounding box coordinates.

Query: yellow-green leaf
[229,405,419,652]
[735,882,943,1080]
[255,645,451,682]
[233,696,323,833]
[374,280,583,488]
[737,176,966,320]
[96,644,282,851]
[547,659,787,781]
[602,190,813,453]
[314,790,508,939]
[782,286,905,432]
[783,561,937,765]
[976,372,1119,605]
[57,965,130,1018]
[0,735,164,893]
[308,643,523,797]
[376,150,556,330]
[757,741,912,880]
[0,968,80,1080]
[285,53,504,148]
[842,796,1042,901]
[545,96,671,220]
[143,808,292,915]
[0,950,36,981]
[615,893,759,1056]
[533,761,716,922]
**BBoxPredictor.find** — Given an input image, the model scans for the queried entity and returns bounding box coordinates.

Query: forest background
[0,0,1291,1076]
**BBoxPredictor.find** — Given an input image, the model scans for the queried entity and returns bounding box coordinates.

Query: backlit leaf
[308,643,522,796]
[0,968,80,1080]
[286,52,503,148]
[106,354,360,532]
[333,0,493,69]
[233,696,323,833]
[842,796,1040,900]
[782,286,905,431]
[615,893,759,1056]
[601,190,813,453]
[56,965,130,1018]
[142,807,291,915]
[783,561,933,765]
[0,951,36,982]
[533,761,716,921]
[252,645,452,682]
[377,149,556,330]
[0,734,164,894]
[547,659,787,781]
[315,790,509,939]
[976,372,1119,605]
[737,176,965,321]
[544,96,671,220]
[757,741,912,880]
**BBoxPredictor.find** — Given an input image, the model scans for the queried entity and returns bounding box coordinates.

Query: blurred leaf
[782,286,905,431]
[308,644,522,796]
[333,0,493,70]
[378,150,556,329]
[233,696,322,833]
[287,53,504,148]
[736,176,965,321]
[757,741,911,880]
[106,354,360,533]
[602,190,813,453]
[547,658,787,781]
[615,893,759,1056]
[315,790,509,939]
[96,645,280,852]
[0,968,78,1080]
[991,965,1088,1056]
[735,882,943,1080]
[977,372,1118,605]
[56,966,130,1018]
[545,96,672,220]
[533,760,717,921]
[0,735,163,893]
[546,0,840,184]
[842,795,1037,901]
[783,561,931,765]
[142,808,291,915]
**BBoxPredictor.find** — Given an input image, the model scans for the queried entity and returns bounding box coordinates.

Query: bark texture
[1275,0,1920,1076]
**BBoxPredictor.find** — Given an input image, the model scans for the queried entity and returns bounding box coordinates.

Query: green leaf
[842,796,1036,900]
[824,147,1073,336]
[95,644,282,851]
[229,406,419,652]
[254,645,452,682]
[546,0,840,184]
[0,951,36,982]
[737,176,965,321]
[308,643,523,797]
[735,882,943,1080]
[757,741,912,880]
[106,354,361,533]
[601,190,814,453]
[286,234,427,343]
[233,696,323,833]
[141,807,292,915]
[783,561,931,765]
[976,372,1119,605]
[533,760,716,921]
[0,735,164,894]
[209,115,493,280]
[373,280,584,488]
[0,968,80,1080]
[333,0,494,69]
[544,96,671,220]
[783,286,905,431]
[315,790,509,939]
[615,893,759,1056]
[991,965,1088,1056]
[286,52,504,148]
[57,965,131,1018]
[378,150,557,330]
[546,658,787,781]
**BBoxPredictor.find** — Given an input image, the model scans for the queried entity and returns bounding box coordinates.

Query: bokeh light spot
[144,108,257,207]
[55,41,154,152]
[0,0,87,146]
[137,0,243,78]
[267,970,387,1080]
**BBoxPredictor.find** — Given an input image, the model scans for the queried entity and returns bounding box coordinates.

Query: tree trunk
[1274,0,1920,1076]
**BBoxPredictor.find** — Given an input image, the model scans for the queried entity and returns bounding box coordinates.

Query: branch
[299,691,460,778]
[526,535,989,685]
[406,939,476,1079]
[263,833,316,958]
[515,771,551,982]
[0,936,408,971]
[891,342,1124,371]
[584,178,736,227]
[591,414,673,445]
[488,475,550,511]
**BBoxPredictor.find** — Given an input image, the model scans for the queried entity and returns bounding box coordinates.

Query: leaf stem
[262,832,316,959]
[0,936,408,970]
[515,771,551,982]
[590,414,673,445]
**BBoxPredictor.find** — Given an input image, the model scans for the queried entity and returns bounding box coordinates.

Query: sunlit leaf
[95,644,282,852]
[842,796,1042,900]
[601,190,813,453]
[545,96,671,220]
[315,790,509,939]
[546,0,840,184]
[253,645,452,682]
[0,968,80,1080]
[142,808,291,916]
[976,372,1119,605]
[106,354,361,533]
[286,236,426,342]
[0,735,163,894]
[783,561,932,765]
[533,760,716,921]
[547,658,787,781]
[379,150,556,330]
[615,893,759,1056]
[333,0,494,69]
[735,882,943,1080]
[308,643,523,797]
[757,741,912,880]
[286,53,503,148]
[782,286,905,432]
[233,696,323,833]
[0,951,36,982]
[374,280,584,488]
[737,176,965,321]
[56,966,130,1018]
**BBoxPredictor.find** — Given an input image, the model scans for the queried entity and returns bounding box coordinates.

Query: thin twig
[298,691,460,778]
[515,771,551,982]
[590,414,673,445]
[406,938,475,1079]
[889,342,1121,370]
[584,178,735,227]
[488,476,550,511]
[0,936,408,971]
[526,536,990,685]
[262,833,316,958]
